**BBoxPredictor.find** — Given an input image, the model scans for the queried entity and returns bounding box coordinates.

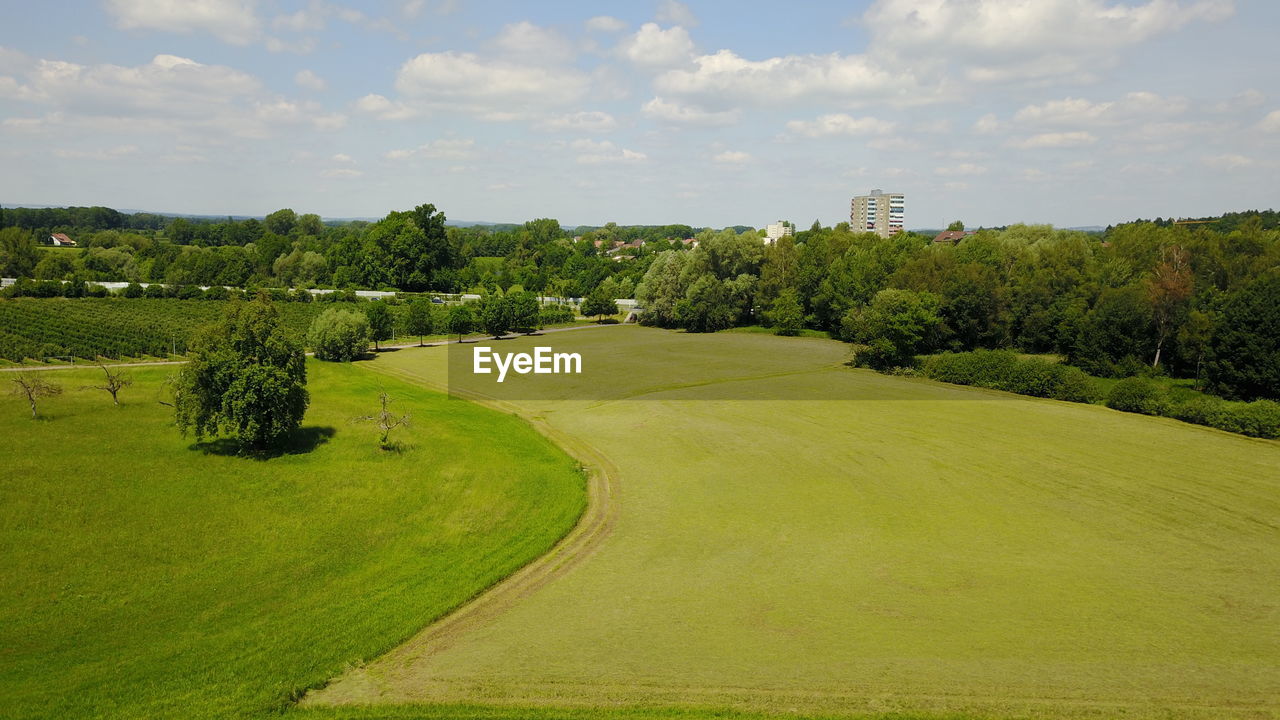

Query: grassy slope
[314,327,1280,719]
[0,359,585,719]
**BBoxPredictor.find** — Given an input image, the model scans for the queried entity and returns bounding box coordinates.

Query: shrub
[123,282,144,298]
[1169,396,1280,439]
[920,350,1099,404]
[308,307,370,361]
[1217,400,1280,439]
[84,284,109,298]
[539,304,575,325]
[176,285,203,300]
[1106,377,1170,416]
[1048,365,1101,404]
[203,286,230,301]
[1169,395,1230,427]
[143,284,166,299]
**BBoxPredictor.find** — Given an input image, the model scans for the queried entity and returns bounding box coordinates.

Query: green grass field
[0,360,586,719]
[304,326,1280,719]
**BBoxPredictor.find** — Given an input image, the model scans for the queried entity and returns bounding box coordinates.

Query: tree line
[634,218,1279,401]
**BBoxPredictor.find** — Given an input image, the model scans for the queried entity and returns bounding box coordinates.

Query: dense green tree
[405,298,436,345]
[947,220,965,231]
[446,304,475,342]
[172,296,309,450]
[842,289,944,369]
[479,293,512,337]
[1071,285,1156,376]
[308,307,370,361]
[0,227,39,277]
[509,291,541,333]
[33,253,75,280]
[263,208,298,236]
[767,289,804,336]
[581,285,618,322]
[675,275,734,332]
[364,300,393,349]
[1206,272,1280,400]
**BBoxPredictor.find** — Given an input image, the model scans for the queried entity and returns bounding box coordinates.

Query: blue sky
[1,0,1277,228]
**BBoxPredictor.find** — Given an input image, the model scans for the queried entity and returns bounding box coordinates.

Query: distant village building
[764,221,794,245]
[932,230,976,245]
[49,233,77,246]
[850,189,904,238]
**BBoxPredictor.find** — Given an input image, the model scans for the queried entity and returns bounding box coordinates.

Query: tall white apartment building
[764,220,794,245]
[850,189,904,238]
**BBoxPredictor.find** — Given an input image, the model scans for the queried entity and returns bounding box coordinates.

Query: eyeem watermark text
[473,346,582,382]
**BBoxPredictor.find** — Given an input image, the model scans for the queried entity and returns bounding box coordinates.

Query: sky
[1,0,1278,229]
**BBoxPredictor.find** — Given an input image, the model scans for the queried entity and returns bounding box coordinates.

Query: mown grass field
[0,359,586,719]
[307,326,1280,719]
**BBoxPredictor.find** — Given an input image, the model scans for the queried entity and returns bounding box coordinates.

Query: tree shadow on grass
[190,425,336,460]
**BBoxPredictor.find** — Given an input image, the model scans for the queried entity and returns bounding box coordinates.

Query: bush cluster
[539,303,575,325]
[1157,393,1279,439]
[2,280,364,303]
[1100,378,1279,438]
[308,307,370,362]
[920,350,1099,404]
[1104,377,1170,416]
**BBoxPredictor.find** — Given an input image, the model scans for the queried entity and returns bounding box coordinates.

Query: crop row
[0,298,329,362]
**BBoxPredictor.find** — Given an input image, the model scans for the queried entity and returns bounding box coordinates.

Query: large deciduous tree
[1206,271,1280,400]
[364,300,393,349]
[1146,244,1193,369]
[843,288,944,369]
[405,298,436,345]
[173,295,309,451]
[308,307,370,361]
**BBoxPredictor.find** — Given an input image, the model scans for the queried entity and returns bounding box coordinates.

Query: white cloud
[655,50,919,108]
[53,144,140,160]
[618,23,695,68]
[105,0,262,45]
[934,163,987,176]
[656,0,698,27]
[868,136,921,151]
[492,21,574,64]
[865,0,1234,84]
[383,138,475,160]
[273,7,325,33]
[331,153,354,163]
[353,92,416,120]
[973,113,1002,134]
[712,150,751,164]
[394,51,588,114]
[786,113,894,137]
[1202,153,1253,169]
[1258,110,1280,133]
[0,52,349,141]
[570,139,647,164]
[641,96,739,126]
[1008,131,1099,149]
[320,168,363,178]
[538,111,618,133]
[586,15,626,32]
[294,69,326,91]
[1014,91,1187,126]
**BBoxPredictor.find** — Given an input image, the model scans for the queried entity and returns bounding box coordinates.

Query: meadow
[305,326,1280,719]
[0,359,586,719]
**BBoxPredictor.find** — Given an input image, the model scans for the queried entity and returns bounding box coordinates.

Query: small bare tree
[82,361,132,406]
[9,372,63,419]
[352,390,411,449]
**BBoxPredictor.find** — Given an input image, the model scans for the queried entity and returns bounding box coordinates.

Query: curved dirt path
[299,360,621,707]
